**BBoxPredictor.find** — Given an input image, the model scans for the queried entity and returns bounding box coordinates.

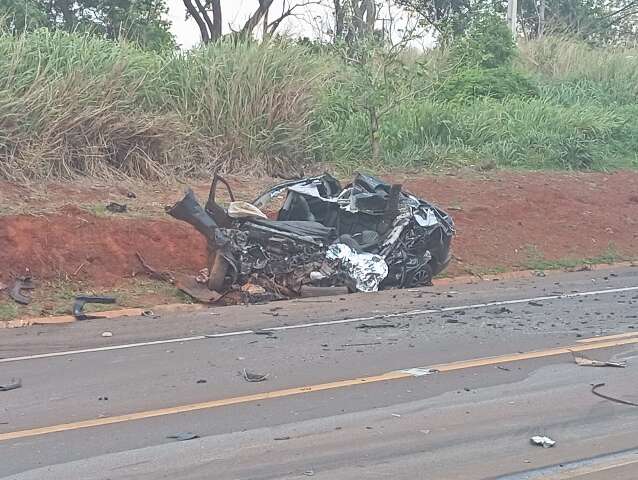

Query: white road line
[2,285,637,364]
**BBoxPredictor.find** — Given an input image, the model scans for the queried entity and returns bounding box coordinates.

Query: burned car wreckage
[167,173,454,300]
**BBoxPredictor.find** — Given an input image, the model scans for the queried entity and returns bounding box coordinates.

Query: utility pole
[506,0,517,34]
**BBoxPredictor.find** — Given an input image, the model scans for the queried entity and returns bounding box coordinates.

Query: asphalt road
[2,266,638,479]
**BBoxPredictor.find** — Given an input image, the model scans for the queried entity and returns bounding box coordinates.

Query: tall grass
[0,30,334,181]
[321,38,638,172]
[0,29,637,180]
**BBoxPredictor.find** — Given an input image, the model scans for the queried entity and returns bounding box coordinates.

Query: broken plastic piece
[228,201,268,219]
[9,276,34,305]
[573,353,626,368]
[242,368,268,382]
[167,432,200,441]
[530,436,556,448]
[356,323,399,329]
[106,202,127,213]
[0,378,22,392]
[73,296,117,320]
[174,273,223,304]
[166,189,218,241]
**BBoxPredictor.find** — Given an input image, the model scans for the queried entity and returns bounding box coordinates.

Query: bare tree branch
[601,0,638,19]
[194,0,214,40]
[183,0,209,43]
[266,0,324,35]
[239,0,276,38]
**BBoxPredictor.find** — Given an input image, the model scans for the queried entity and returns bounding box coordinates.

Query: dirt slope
[1,171,637,288]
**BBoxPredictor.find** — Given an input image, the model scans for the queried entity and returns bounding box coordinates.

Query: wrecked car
[167,173,454,299]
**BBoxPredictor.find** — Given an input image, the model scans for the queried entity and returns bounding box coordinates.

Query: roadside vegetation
[1,6,637,181]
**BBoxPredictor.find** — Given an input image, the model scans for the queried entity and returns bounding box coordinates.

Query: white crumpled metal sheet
[326,243,389,292]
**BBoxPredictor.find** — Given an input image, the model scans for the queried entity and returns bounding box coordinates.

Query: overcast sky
[166,0,329,49]
[165,1,431,49]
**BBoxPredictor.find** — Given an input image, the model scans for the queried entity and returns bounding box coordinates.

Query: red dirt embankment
[0,206,206,286]
[1,171,637,287]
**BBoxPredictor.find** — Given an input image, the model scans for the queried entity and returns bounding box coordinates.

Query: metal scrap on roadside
[165,173,454,305]
[0,378,22,392]
[73,295,117,320]
[530,436,556,448]
[572,353,627,368]
[241,368,268,382]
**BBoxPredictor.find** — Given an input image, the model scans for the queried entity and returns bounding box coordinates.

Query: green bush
[437,67,538,102]
[436,12,538,103]
[450,13,517,69]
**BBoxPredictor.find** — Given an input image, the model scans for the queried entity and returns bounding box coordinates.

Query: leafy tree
[0,0,174,50]
[0,0,48,33]
[440,12,538,101]
[519,0,638,44]
[396,0,503,42]
[398,0,637,45]
[450,12,516,68]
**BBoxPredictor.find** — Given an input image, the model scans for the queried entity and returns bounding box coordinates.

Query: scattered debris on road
[73,295,117,320]
[356,323,400,329]
[242,368,269,382]
[9,276,35,305]
[341,342,382,347]
[572,353,626,368]
[254,330,275,336]
[106,202,127,213]
[0,378,22,392]
[167,432,200,441]
[530,436,556,448]
[591,383,638,406]
[101,331,113,337]
[174,275,223,304]
[167,173,454,304]
[274,436,291,441]
[303,470,315,476]
[486,306,513,315]
[401,367,440,377]
[528,301,544,307]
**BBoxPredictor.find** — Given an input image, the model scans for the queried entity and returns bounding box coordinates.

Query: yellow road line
[432,336,638,372]
[535,455,638,479]
[1,333,637,443]
[576,332,638,343]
